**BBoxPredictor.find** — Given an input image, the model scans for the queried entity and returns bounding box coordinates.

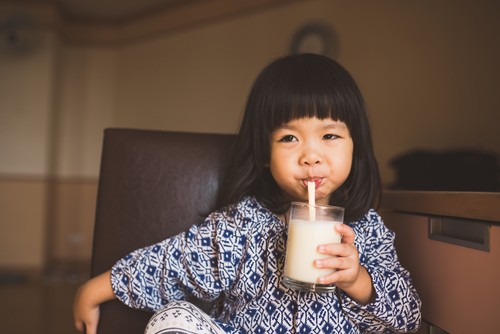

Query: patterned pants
[144,301,226,334]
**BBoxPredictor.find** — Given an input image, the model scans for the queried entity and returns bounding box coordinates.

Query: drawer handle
[428,217,490,251]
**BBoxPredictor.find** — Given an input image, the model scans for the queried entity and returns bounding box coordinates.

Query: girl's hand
[73,270,116,334]
[74,282,100,334]
[314,224,375,304]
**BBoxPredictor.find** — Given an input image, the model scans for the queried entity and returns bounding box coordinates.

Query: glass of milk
[283,202,344,293]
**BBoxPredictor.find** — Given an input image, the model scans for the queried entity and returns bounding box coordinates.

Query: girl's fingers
[316,264,356,284]
[75,320,84,332]
[317,224,356,255]
[84,322,97,334]
[315,250,355,270]
[335,224,355,245]
[315,224,360,285]
[318,241,357,257]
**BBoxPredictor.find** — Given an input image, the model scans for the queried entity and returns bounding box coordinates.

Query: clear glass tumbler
[283,202,344,293]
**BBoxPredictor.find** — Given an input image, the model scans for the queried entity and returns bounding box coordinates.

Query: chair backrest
[91,128,235,334]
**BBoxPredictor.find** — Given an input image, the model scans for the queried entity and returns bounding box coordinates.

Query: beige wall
[0,30,57,175]
[0,28,59,269]
[1,0,499,269]
[0,179,47,267]
[55,46,116,178]
[48,180,98,263]
[113,0,500,182]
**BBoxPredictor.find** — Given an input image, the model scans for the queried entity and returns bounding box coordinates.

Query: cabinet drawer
[382,212,500,334]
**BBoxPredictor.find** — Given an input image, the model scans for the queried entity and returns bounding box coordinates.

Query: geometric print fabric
[111,196,421,333]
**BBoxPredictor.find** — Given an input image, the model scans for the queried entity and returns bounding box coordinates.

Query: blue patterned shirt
[111,197,421,333]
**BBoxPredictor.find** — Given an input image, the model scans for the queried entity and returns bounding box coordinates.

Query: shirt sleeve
[110,211,235,312]
[339,210,422,333]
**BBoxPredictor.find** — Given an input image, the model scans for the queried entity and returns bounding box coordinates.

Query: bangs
[254,54,364,134]
[266,82,356,132]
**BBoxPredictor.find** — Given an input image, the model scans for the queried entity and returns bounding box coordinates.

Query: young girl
[74,53,421,334]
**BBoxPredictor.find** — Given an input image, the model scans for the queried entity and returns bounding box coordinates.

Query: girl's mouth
[303,178,323,188]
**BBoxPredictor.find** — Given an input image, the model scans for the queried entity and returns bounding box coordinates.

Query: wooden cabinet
[381,191,500,334]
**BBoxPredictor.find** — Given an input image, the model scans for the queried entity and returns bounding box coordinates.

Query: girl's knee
[145,300,224,334]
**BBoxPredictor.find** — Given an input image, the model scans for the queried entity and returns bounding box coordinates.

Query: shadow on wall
[389,149,500,192]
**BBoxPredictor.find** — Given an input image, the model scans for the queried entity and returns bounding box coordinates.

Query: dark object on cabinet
[390,149,499,191]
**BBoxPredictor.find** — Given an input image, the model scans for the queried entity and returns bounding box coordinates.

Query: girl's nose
[300,150,322,166]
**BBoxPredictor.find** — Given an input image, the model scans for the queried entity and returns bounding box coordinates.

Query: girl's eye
[279,135,297,142]
[323,134,338,140]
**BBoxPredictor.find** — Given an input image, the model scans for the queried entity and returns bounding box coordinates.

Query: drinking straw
[308,181,316,221]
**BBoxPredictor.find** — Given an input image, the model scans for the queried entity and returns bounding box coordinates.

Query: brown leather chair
[91,128,235,334]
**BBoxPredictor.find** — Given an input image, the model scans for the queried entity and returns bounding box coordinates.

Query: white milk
[284,219,342,283]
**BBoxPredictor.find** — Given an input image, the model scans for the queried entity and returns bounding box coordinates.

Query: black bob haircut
[217,53,381,223]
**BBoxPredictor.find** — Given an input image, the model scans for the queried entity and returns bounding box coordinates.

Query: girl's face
[269,117,353,205]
